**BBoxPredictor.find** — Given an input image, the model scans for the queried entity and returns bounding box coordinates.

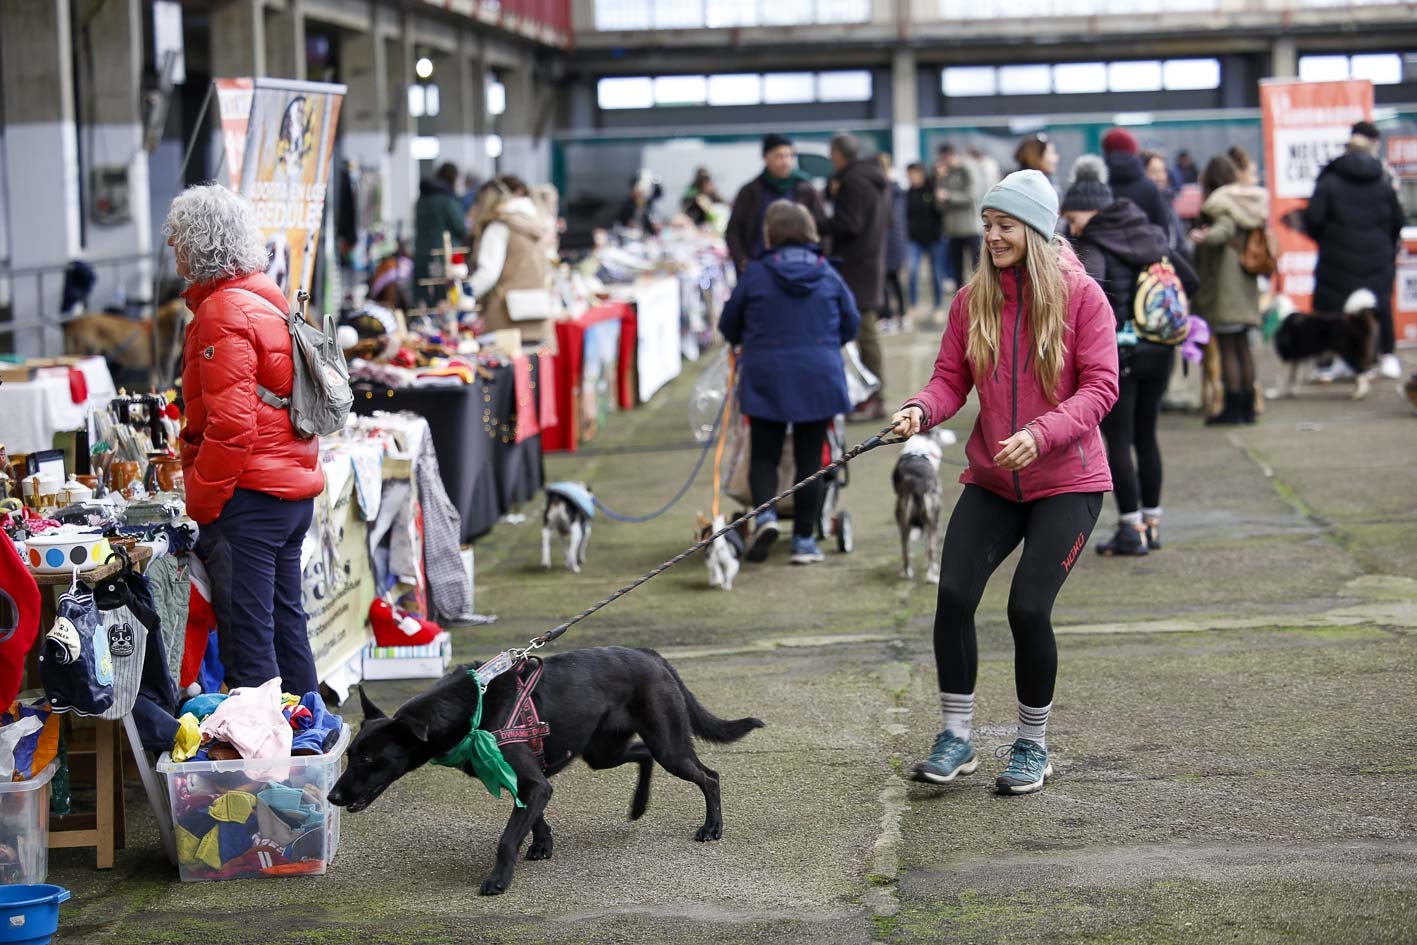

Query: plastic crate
[155,725,350,882]
[0,762,58,885]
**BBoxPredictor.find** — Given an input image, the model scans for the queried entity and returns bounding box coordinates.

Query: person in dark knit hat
[1064,155,1197,557]
[725,133,829,272]
[1101,127,1171,235]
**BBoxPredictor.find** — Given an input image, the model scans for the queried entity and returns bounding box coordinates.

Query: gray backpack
[225,288,353,438]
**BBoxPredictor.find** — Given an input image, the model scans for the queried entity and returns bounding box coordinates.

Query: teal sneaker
[910,730,978,784]
[994,738,1052,795]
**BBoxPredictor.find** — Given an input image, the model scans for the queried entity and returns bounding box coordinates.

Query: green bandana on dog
[431,673,522,807]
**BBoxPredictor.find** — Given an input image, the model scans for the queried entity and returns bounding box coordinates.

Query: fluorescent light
[485,134,503,159]
[408,84,425,118]
[486,80,506,116]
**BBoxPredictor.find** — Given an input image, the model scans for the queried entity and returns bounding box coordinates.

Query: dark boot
[1240,389,1257,424]
[1096,522,1149,557]
[1206,392,1244,426]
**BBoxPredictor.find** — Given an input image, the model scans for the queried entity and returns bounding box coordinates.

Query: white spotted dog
[698,513,744,591]
[1269,289,1380,401]
[542,482,594,574]
[892,429,955,583]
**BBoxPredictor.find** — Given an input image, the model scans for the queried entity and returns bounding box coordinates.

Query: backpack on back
[1238,226,1279,277]
[1131,258,1191,346]
[223,288,353,438]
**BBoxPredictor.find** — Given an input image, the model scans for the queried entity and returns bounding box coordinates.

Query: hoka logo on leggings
[1061,532,1085,573]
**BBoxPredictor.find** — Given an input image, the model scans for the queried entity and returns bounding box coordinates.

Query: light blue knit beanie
[980,170,1058,241]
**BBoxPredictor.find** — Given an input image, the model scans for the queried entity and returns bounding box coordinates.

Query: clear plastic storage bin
[0,762,58,885]
[156,725,350,882]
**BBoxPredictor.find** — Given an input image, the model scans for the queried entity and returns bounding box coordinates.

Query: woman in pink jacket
[890,170,1119,795]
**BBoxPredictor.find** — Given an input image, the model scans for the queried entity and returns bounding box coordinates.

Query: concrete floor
[49,326,1417,944]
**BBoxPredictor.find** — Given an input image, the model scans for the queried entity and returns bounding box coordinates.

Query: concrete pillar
[442,30,492,183]
[0,0,81,355]
[211,0,266,79]
[499,62,546,182]
[1271,36,1298,80]
[891,46,920,170]
[338,23,393,264]
[265,0,308,81]
[78,0,153,316]
[385,14,419,238]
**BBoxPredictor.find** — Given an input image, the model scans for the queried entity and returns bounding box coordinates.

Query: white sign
[634,277,683,404]
[1270,127,1351,200]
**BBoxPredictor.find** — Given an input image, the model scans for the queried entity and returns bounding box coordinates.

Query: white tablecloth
[0,357,117,453]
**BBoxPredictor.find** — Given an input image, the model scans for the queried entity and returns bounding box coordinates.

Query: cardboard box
[360,631,453,680]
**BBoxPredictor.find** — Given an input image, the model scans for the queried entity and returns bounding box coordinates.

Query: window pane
[706,0,757,27]
[598,76,654,110]
[763,72,816,104]
[424,84,440,118]
[653,75,707,106]
[1163,58,1221,91]
[1108,60,1162,92]
[595,0,651,30]
[763,0,814,25]
[407,84,425,118]
[942,66,997,97]
[1053,62,1107,95]
[708,73,762,106]
[1352,53,1402,85]
[652,0,702,28]
[1298,55,1349,82]
[998,64,1051,96]
[817,0,871,22]
[817,70,872,102]
[486,79,506,116]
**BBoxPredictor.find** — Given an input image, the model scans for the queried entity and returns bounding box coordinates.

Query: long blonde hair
[964,227,1070,403]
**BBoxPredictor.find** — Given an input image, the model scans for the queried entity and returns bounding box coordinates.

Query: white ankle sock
[1120,511,1143,527]
[939,692,974,741]
[1142,507,1161,520]
[1018,702,1051,748]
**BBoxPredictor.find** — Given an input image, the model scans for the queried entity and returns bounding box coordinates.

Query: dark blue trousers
[198,488,318,695]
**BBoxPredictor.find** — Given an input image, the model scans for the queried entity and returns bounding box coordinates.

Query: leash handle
[531,424,897,648]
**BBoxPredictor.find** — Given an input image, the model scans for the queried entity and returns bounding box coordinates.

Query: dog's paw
[694,823,722,842]
[527,836,554,861]
[479,875,509,896]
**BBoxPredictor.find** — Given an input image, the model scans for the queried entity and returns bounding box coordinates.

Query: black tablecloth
[352,361,544,542]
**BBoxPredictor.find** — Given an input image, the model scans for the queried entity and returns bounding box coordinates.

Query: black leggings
[1217,331,1254,395]
[1100,347,1173,516]
[933,485,1102,705]
[948,235,981,286]
[749,418,828,539]
[884,269,907,322]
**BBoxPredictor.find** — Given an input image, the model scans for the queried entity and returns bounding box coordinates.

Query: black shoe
[1205,392,1245,426]
[1143,518,1162,551]
[1096,523,1149,557]
[746,518,779,562]
[1240,389,1257,424]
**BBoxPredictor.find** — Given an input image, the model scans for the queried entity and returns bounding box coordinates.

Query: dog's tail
[1344,288,1378,315]
[655,653,764,742]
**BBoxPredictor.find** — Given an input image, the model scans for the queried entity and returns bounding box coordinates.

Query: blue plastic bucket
[0,885,70,945]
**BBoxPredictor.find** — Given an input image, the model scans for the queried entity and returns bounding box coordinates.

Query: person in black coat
[828,134,891,418]
[1063,155,1199,558]
[1101,128,1171,235]
[726,133,830,273]
[1305,121,1406,377]
[905,162,947,313]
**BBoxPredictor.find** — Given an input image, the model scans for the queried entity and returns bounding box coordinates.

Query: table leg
[95,719,115,869]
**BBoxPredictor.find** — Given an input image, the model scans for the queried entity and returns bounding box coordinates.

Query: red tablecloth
[542,302,637,452]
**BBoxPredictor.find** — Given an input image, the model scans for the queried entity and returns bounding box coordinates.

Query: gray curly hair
[162,184,269,283]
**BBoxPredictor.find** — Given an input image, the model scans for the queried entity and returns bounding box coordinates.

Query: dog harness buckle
[493,657,551,764]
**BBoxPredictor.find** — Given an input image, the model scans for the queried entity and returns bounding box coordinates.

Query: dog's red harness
[493,658,551,763]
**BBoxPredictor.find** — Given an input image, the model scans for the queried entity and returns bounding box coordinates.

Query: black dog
[1270,289,1380,400]
[328,646,763,895]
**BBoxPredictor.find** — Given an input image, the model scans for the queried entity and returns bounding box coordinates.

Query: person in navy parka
[720,201,860,566]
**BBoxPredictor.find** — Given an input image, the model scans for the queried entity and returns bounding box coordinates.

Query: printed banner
[235,78,346,305]
[213,78,253,190]
[303,456,374,684]
[1259,79,1373,311]
[1389,138,1417,347]
[633,276,683,403]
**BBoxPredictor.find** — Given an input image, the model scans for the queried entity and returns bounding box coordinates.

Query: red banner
[213,78,254,190]
[1259,79,1373,312]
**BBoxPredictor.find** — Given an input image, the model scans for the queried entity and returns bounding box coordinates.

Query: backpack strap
[219,286,294,409]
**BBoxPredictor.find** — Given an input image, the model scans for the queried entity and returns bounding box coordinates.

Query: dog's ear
[400,717,431,742]
[357,686,387,720]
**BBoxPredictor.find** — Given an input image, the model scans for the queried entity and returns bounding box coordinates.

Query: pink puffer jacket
[903,255,1119,503]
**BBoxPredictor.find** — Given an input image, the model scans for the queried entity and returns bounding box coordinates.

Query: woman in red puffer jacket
[167,184,324,696]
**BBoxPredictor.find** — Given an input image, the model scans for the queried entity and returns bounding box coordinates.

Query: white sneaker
[1310,359,1355,383]
[1379,353,1402,380]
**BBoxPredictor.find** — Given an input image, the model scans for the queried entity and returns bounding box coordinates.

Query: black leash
[510,425,899,658]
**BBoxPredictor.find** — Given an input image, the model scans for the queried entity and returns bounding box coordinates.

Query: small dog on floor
[1269,289,1380,400]
[328,646,764,895]
[542,481,594,573]
[893,428,955,583]
[697,512,743,591]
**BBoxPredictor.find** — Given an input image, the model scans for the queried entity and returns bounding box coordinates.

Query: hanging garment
[40,584,114,716]
[0,532,41,708]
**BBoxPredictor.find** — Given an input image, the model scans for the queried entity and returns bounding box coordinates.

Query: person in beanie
[891,170,1119,795]
[720,202,859,565]
[1063,156,1198,557]
[1191,155,1268,425]
[829,133,893,420]
[726,133,829,274]
[1305,120,1406,380]
[1101,128,1171,235]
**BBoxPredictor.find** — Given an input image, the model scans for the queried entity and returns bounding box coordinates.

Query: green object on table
[430,673,522,807]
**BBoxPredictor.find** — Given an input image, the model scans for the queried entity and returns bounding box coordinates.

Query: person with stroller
[720,202,860,565]
[889,170,1118,795]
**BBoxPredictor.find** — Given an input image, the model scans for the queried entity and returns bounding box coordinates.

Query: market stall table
[543,301,637,453]
[0,357,117,454]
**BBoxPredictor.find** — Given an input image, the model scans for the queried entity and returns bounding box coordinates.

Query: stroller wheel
[836,511,854,553]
